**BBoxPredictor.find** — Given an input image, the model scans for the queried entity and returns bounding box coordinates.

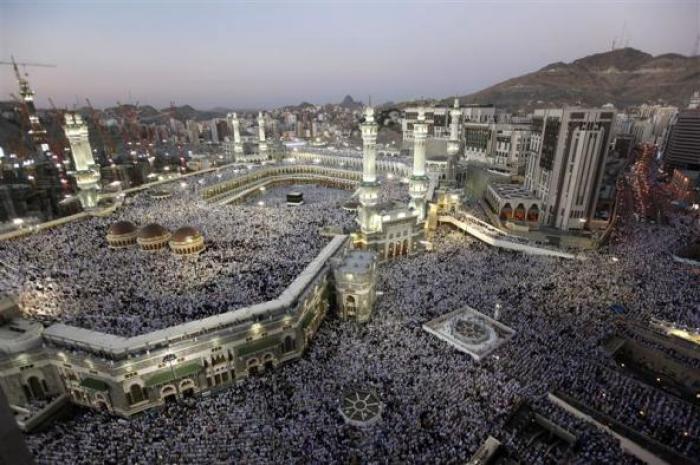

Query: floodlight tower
[409,108,429,220]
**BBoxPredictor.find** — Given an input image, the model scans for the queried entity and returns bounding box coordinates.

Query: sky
[1,0,698,110]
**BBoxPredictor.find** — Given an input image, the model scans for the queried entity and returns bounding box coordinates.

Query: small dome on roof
[108,221,137,236]
[138,223,169,239]
[170,226,202,243]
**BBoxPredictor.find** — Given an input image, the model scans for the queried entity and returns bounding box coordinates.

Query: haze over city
[1,0,697,109]
[0,1,699,465]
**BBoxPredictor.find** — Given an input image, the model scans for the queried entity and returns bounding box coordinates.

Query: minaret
[227,112,244,156]
[409,108,429,220]
[446,99,462,183]
[447,99,462,157]
[257,112,268,155]
[64,112,101,208]
[358,106,380,233]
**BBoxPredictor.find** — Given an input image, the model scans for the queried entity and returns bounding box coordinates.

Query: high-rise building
[216,120,229,142]
[10,60,48,156]
[210,119,219,144]
[402,106,449,140]
[664,92,700,172]
[464,122,531,174]
[186,120,200,145]
[463,122,493,161]
[524,108,616,231]
[462,104,496,124]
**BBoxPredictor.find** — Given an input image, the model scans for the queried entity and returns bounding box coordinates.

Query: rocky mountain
[450,48,700,112]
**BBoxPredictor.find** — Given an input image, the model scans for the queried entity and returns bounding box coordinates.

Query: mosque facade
[0,235,350,417]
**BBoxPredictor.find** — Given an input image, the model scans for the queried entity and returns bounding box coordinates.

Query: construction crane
[1,56,56,108]
[0,56,56,70]
[2,56,56,158]
[0,56,56,89]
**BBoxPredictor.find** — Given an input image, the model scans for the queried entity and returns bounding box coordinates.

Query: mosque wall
[0,237,349,418]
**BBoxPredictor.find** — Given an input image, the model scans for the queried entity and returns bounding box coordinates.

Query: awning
[237,336,280,357]
[144,361,203,387]
[79,377,110,391]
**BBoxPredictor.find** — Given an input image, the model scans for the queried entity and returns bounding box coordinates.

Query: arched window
[500,203,513,220]
[26,376,44,400]
[128,384,146,405]
[527,204,540,222]
[283,336,296,353]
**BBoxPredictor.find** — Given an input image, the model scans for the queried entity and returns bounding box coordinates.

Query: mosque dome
[109,221,137,236]
[106,221,138,248]
[169,226,205,255]
[137,223,171,251]
[171,226,202,243]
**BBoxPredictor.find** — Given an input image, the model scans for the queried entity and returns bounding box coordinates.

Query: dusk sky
[1,0,697,110]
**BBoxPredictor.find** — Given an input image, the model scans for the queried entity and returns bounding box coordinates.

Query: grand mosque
[0,103,567,420]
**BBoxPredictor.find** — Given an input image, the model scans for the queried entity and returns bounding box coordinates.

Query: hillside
[450,48,700,112]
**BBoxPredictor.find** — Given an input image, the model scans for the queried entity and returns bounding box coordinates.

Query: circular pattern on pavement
[339,390,383,427]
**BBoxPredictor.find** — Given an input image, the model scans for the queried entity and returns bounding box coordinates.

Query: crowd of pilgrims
[0,166,411,337]
[0,178,356,337]
[23,197,699,464]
